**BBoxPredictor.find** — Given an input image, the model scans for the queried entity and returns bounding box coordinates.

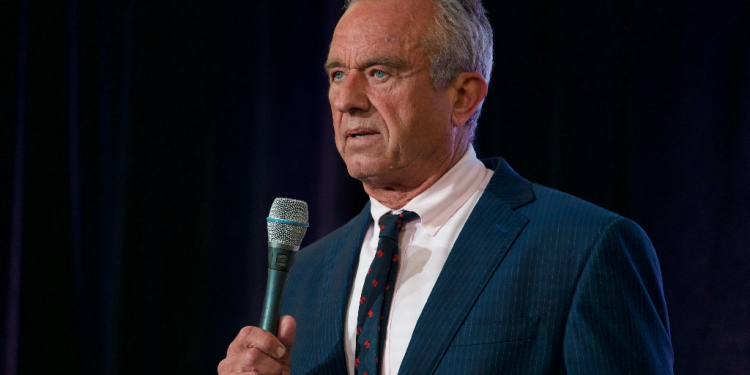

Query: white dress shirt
[344,145,494,375]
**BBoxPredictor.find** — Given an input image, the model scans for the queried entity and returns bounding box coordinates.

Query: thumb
[277,315,296,350]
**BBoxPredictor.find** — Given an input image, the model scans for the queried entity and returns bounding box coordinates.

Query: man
[218,0,674,374]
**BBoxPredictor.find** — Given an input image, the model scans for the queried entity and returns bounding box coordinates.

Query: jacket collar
[480,157,536,210]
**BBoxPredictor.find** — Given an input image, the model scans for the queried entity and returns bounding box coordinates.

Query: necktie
[355,211,420,375]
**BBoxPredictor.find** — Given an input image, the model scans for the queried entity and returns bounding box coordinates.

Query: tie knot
[378,211,419,240]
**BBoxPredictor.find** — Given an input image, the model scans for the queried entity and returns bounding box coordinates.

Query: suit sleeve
[563,217,674,374]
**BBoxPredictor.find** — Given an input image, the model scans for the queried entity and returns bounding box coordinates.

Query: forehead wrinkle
[327,38,419,70]
[326,0,433,74]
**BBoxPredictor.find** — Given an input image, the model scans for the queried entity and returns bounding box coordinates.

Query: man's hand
[218,315,296,375]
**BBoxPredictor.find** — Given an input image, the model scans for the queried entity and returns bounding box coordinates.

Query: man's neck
[362,145,469,210]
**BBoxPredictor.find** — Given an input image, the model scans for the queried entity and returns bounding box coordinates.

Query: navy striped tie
[354,211,419,375]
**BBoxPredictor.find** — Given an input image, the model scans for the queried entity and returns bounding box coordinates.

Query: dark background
[2,0,748,373]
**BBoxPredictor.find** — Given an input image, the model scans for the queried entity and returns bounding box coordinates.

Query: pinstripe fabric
[281,158,673,375]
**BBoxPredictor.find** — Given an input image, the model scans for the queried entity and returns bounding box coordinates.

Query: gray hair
[345,0,494,139]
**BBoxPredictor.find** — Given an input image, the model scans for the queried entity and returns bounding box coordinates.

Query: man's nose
[331,71,370,114]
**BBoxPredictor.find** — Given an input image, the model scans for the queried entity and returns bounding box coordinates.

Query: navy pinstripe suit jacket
[280,158,674,374]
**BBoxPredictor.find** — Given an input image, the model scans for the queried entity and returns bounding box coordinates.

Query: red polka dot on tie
[355,358,360,366]
[357,327,362,335]
[376,356,379,363]
[380,224,385,230]
[368,310,373,317]
[360,296,365,304]
[385,284,390,290]
[392,255,398,262]
[377,249,383,257]
[364,340,370,348]
[367,267,371,275]
[372,279,378,287]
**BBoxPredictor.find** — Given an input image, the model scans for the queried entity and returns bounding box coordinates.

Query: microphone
[259,198,309,334]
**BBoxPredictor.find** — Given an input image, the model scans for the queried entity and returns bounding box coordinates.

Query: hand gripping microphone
[259,198,309,334]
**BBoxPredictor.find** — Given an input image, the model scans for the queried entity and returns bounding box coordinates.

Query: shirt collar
[369,145,489,236]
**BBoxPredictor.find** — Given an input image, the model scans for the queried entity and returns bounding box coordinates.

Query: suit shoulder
[300,215,359,254]
[294,212,366,267]
[518,183,651,248]
[526,182,623,223]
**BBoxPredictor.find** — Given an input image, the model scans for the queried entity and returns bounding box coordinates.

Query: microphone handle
[259,242,298,334]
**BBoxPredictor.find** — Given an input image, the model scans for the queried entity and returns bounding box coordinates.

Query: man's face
[325,0,462,190]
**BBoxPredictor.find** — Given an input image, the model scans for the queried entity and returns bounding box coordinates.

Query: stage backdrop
[2,0,748,373]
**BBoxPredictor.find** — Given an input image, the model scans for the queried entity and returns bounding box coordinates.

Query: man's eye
[333,71,345,80]
[373,70,386,79]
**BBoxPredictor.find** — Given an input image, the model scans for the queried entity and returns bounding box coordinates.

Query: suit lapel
[397,158,535,375]
[315,202,372,373]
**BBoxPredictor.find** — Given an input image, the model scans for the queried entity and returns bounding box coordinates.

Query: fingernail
[276,346,286,358]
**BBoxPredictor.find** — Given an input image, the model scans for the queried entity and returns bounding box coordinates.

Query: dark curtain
[1,0,748,373]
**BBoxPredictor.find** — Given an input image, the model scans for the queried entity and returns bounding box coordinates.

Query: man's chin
[346,167,378,183]
[345,163,386,185]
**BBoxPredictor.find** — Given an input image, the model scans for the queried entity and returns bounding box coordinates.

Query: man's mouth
[347,129,379,139]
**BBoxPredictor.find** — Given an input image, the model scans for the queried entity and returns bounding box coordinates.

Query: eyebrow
[323,59,344,73]
[323,57,408,74]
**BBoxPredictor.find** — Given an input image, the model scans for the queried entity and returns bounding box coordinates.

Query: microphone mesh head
[267,198,309,247]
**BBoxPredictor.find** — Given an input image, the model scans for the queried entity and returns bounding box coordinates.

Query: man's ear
[449,72,488,127]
